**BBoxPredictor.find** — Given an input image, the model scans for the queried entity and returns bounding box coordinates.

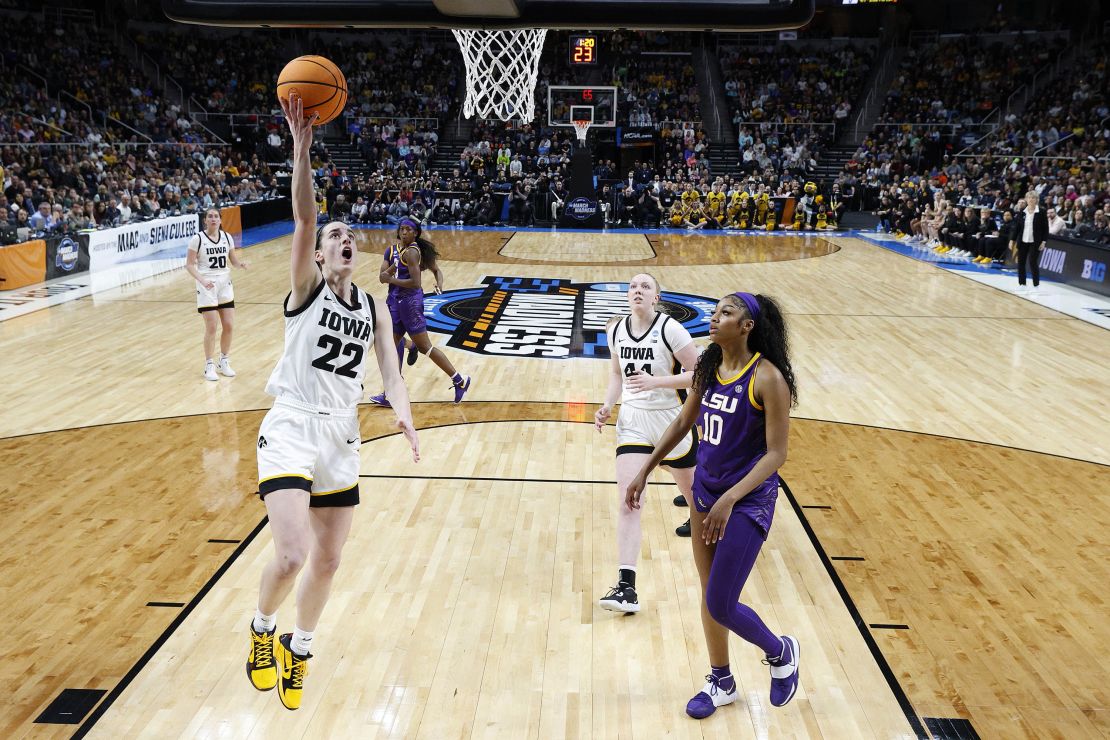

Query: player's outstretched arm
[281,92,321,305]
[373,301,419,462]
[625,390,700,511]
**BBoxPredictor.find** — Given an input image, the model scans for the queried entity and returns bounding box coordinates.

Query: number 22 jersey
[265,277,377,409]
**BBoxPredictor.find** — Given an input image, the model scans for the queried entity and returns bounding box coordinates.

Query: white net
[452,29,548,121]
[572,119,591,144]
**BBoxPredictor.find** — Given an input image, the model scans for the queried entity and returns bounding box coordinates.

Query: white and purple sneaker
[452,376,471,404]
[766,635,800,707]
[685,673,738,719]
[368,393,391,408]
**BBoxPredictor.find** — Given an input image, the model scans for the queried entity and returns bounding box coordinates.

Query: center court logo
[423,276,717,358]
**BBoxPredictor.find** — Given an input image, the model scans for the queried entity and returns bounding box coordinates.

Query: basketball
[276,56,347,125]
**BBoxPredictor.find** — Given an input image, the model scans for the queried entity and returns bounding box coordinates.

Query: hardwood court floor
[0,228,1107,738]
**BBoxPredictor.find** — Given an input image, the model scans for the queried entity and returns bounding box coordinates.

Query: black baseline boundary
[72,517,270,739]
[362,416,932,738]
[780,478,930,739]
[69,417,933,738]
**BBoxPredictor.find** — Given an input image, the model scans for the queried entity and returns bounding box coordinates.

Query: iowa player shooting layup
[245,92,420,712]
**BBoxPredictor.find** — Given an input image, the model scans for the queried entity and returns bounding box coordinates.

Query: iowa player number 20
[311,335,363,378]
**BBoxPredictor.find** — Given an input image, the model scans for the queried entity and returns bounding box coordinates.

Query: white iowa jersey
[189,229,234,277]
[265,278,377,409]
[609,312,694,410]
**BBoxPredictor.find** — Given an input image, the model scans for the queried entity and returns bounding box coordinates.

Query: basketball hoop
[452,29,548,121]
[573,119,591,144]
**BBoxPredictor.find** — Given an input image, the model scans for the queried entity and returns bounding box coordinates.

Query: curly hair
[691,294,797,407]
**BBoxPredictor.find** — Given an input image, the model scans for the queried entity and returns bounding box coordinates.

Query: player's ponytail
[748,294,797,407]
[415,236,439,268]
[691,341,723,398]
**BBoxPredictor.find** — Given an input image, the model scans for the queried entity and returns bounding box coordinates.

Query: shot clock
[569,34,598,65]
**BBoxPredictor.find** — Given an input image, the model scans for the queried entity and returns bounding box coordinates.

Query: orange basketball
[276,56,347,126]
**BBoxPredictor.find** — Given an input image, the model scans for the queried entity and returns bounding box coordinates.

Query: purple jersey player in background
[370,217,471,406]
[626,291,800,720]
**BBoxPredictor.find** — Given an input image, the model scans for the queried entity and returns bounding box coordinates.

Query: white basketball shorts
[196,274,234,312]
[256,397,361,507]
[615,404,697,468]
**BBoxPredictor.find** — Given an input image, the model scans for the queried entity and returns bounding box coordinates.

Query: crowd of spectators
[134,26,287,114]
[310,157,839,232]
[963,39,1109,161]
[2,9,1106,252]
[867,154,1108,254]
[721,44,873,129]
[720,44,873,186]
[848,34,1107,249]
[6,19,213,145]
[0,141,284,244]
[879,36,1065,125]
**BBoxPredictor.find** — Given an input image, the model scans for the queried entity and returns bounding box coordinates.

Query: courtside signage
[424,276,717,358]
[88,214,198,272]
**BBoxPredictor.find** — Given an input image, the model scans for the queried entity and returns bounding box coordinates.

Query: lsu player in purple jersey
[368,217,471,406]
[626,291,800,719]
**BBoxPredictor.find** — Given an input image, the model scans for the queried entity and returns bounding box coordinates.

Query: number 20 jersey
[191,230,234,278]
[265,278,377,409]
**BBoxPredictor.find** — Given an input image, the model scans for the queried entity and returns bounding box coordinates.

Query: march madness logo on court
[424,276,717,358]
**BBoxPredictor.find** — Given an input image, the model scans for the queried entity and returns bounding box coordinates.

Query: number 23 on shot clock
[570,35,597,65]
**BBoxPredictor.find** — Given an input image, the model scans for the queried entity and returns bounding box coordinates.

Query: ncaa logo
[565,197,598,221]
[423,276,717,359]
[55,237,79,272]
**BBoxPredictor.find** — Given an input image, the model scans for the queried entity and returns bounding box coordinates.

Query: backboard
[548,86,617,129]
[162,0,816,31]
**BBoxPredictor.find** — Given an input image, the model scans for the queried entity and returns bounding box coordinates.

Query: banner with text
[87,214,199,273]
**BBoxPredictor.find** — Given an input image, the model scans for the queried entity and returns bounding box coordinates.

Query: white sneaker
[217,355,236,377]
[204,361,219,381]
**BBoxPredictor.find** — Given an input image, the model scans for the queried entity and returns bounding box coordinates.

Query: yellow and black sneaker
[275,632,312,710]
[246,623,277,691]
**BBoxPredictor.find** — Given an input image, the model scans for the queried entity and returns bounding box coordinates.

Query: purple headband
[398,217,420,233]
[733,292,761,321]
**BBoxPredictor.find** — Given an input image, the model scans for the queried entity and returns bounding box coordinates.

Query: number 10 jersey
[266,278,377,409]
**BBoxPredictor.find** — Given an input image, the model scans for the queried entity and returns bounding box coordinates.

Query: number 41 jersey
[609,312,694,410]
[266,278,377,409]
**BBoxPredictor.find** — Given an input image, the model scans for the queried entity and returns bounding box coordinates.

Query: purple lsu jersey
[692,352,779,537]
[385,243,422,300]
[384,243,427,335]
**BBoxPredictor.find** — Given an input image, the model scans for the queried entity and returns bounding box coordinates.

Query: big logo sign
[423,276,718,358]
